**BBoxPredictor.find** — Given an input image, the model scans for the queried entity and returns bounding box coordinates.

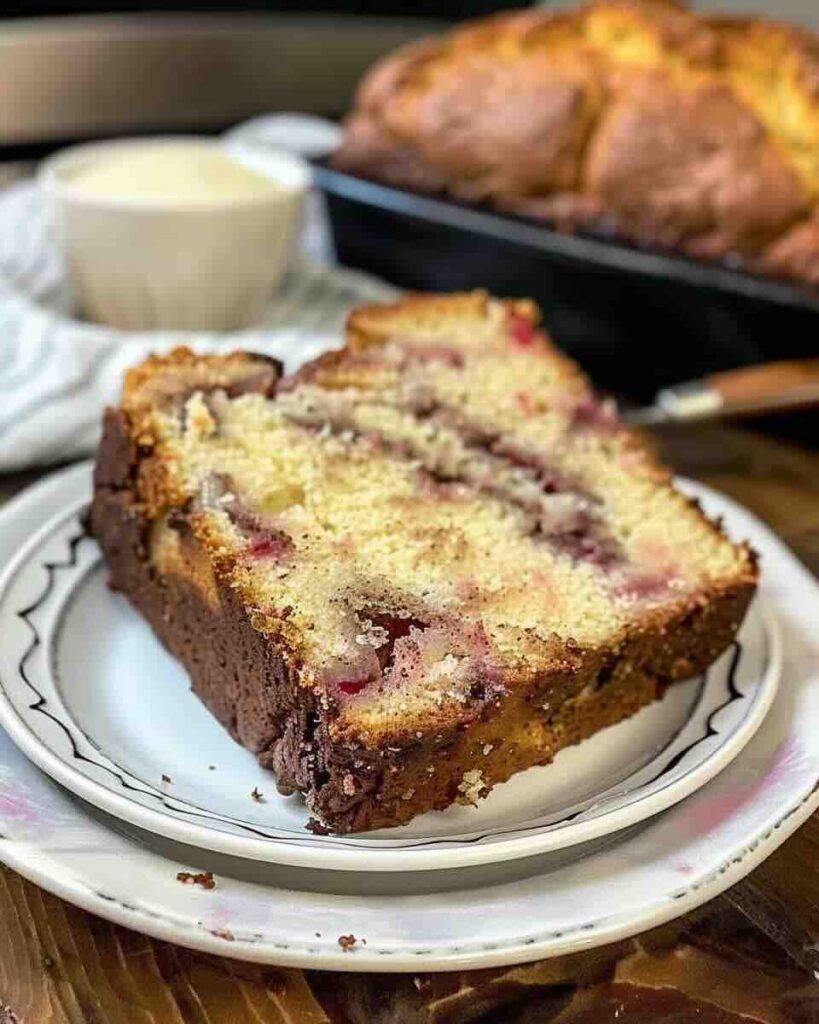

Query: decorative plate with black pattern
[0,475,779,872]
[1,465,817,969]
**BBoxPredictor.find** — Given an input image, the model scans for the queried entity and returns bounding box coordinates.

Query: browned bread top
[334,0,819,282]
[98,292,756,755]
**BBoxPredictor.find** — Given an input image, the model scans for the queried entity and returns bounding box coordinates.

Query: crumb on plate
[176,870,216,890]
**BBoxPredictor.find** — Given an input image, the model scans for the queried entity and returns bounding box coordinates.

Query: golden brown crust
[346,290,537,344]
[122,346,280,415]
[334,0,819,281]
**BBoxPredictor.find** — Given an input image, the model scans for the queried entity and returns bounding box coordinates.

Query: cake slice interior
[90,292,756,832]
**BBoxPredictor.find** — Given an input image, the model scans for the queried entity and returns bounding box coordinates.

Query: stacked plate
[0,461,818,970]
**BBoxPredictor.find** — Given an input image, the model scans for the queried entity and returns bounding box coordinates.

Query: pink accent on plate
[679,738,804,834]
[0,787,39,823]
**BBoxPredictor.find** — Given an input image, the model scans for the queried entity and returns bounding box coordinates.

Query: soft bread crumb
[184,392,217,440]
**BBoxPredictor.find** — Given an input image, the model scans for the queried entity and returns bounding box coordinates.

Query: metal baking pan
[312,159,819,402]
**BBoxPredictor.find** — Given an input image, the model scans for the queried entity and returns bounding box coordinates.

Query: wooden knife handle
[707,359,819,417]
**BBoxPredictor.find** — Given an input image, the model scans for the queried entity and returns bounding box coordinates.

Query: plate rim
[0,488,781,872]
[0,462,815,971]
[0,749,817,973]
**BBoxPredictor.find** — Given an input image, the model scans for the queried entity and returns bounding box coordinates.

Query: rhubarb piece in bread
[89,292,757,833]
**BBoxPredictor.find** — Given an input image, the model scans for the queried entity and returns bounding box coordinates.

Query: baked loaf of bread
[89,292,757,833]
[334,0,819,286]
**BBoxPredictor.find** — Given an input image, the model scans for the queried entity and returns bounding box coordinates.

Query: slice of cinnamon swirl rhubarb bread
[89,292,757,833]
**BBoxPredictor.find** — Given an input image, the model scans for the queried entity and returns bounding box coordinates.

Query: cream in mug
[67,143,280,203]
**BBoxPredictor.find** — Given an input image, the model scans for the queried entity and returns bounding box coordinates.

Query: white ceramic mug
[39,136,310,332]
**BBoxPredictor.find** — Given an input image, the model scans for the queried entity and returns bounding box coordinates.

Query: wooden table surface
[1,421,818,1023]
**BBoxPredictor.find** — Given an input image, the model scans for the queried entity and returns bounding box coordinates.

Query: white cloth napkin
[0,116,397,472]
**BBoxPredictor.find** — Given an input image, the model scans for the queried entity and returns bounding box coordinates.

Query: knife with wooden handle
[626,358,819,426]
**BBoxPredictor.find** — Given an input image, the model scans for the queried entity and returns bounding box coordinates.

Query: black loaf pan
[312,159,819,405]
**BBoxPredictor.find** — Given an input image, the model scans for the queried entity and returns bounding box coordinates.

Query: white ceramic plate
[0,463,817,970]
[0,472,779,872]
